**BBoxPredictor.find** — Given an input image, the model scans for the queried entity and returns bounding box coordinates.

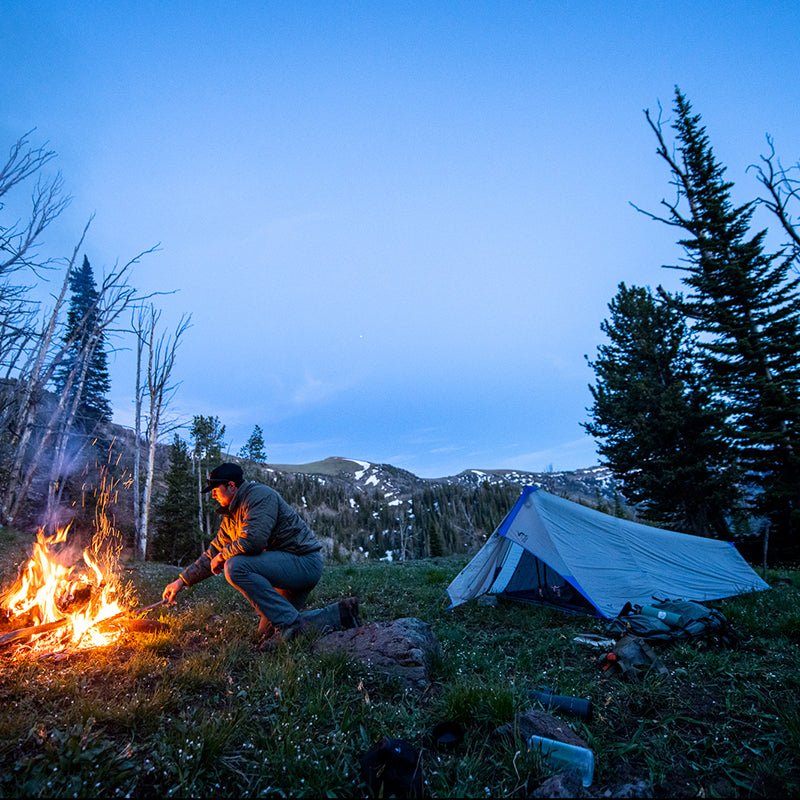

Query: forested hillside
[147,444,624,566]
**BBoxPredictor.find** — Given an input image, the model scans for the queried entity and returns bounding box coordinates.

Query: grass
[1,536,799,798]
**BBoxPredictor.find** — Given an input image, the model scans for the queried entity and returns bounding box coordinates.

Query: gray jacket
[180,481,321,586]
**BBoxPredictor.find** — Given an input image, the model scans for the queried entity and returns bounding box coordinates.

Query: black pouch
[359,736,424,798]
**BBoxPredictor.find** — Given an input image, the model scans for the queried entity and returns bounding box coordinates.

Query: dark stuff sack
[360,736,424,798]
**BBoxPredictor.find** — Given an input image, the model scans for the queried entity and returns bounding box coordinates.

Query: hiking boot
[257,613,275,638]
[284,616,311,641]
[258,617,310,653]
[258,627,285,653]
[338,596,361,629]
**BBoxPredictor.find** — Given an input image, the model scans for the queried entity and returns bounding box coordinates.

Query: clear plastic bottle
[527,734,594,787]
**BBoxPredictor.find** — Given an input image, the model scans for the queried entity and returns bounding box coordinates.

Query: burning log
[0,459,171,658]
[0,602,170,656]
[0,538,161,656]
[55,582,93,614]
[92,599,170,635]
[97,617,169,635]
[0,617,70,648]
[0,522,131,655]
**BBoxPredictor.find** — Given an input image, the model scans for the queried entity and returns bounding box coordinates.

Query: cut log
[0,617,69,648]
[96,617,168,634]
[118,618,169,634]
[0,600,169,652]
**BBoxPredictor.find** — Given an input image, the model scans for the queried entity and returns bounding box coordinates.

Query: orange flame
[1,462,133,655]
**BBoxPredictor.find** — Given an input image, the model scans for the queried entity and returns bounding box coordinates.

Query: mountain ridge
[241,455,625,561]
[257,455,619,510]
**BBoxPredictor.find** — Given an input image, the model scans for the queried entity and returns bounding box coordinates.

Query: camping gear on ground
[528,687,593,720]
[359,737,423,798]
[639,604,682,627]
[606,599,735,644]
[573,633,616,648]
[446,486,769,618]
[527,734,594,787]
[599,634,669,678]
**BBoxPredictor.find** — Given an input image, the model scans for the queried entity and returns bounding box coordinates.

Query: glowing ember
[0,465,134,656]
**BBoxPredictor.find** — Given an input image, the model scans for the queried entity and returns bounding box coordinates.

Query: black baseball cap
[202,462,244,493]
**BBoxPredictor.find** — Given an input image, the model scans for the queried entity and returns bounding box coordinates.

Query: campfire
[0,522,129,655]
[0,465,163,659]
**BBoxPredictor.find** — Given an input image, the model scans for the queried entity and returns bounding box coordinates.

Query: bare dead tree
[749,135,800,273]
[0,224,90,526]
[131,305,147,547]
[41,251,154,529]
[396,508,417,562]
[0,130,175,532]
[0,293,39,431]
[0,130,70,277]
[134,304,191,560]
[3,241,157,528]
[196,455,204,552]
[0,132,72,478]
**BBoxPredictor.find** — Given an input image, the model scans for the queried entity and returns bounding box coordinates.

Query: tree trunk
[132,307,145,549]
[134,306,190,560]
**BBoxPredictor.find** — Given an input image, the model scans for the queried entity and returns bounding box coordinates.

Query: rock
[603,780,652,798]
[312,617,440,690]
[493,709,590,749]
[530,773,591,798]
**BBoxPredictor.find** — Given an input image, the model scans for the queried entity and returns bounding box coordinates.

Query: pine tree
[191,415,226,465]
[150,435,201,564]
[643,88,800,547]
[584,282,736,536]
[190,414,227,547]
[53,254,112,423]
[238,424,267,462]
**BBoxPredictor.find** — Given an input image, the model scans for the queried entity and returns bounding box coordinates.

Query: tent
[446,486,769,619]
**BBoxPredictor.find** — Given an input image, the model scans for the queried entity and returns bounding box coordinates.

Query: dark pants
[224,549,337,631]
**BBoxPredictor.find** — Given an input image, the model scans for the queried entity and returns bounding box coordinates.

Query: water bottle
[527,734,594,787]
[529,687,593,720]
[640,605,682,627]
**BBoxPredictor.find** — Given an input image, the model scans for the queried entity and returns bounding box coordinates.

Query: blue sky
[3,1,799,477]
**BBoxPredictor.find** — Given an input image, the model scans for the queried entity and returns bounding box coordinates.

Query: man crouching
[162,462,360,650]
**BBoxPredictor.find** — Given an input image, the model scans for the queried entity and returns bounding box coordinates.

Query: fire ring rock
[312,617,440,691]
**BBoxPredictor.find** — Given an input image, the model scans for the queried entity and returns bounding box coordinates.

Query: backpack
[606,599,735,645]
[599,633,670,678]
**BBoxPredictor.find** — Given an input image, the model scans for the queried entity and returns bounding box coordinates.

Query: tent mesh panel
[496,549,596,615]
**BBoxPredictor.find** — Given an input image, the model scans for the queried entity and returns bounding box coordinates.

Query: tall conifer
[53,254,112,423]
[645,88,800,546]
[585,283,736,536]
